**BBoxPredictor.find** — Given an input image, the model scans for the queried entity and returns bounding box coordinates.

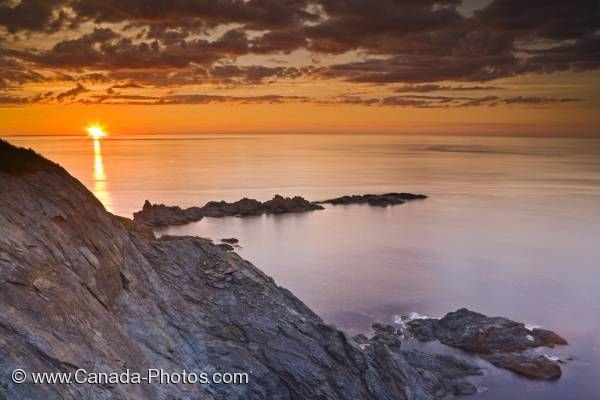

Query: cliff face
[0,141,477,400]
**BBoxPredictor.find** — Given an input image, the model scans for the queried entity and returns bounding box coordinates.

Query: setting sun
[86,124,107,139]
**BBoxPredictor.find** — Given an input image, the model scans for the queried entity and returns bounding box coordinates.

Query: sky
[0,0,599,136]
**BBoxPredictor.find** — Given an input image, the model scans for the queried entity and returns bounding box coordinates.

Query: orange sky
[1,96,598,137]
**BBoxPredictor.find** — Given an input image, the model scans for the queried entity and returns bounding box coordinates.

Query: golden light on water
[88,124,112,211]
[86,124,107,139]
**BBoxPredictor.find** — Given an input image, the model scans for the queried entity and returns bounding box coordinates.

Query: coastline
[0,140,572,399]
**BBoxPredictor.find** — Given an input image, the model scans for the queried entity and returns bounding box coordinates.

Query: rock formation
[318,193,427,207]
[134,193,429,228]
[405,308,567,380]
[134,195,324,227]
[0,139,476,400]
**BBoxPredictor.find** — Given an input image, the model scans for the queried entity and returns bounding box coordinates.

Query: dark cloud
[305,0,464,54]
[0,55,45,89]
[22,27,229,69]
[0,95,34,105]
[85,93,309,105]
[209,65,304,84]
[333,94,579,108]
[55,83,89,101]
[251,30,308,54]
[0,91,53,105]
[154,94,309,105]
[394,84,502,93]
[518,33,600,74]
[475,0,600,40]
[0,0,597,107]
[0,0,71,33]
[500,96,580,105]
[70,0,317,30]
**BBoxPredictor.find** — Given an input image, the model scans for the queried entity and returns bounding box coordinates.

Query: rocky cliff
[0,140,478,400]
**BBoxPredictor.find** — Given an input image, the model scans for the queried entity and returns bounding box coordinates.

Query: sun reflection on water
[92,138,112,212]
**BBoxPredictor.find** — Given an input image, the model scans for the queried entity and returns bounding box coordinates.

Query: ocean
[7,133,600,399]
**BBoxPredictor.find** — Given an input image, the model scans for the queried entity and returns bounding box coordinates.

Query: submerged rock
[318,192,427,207]
[405,308,567,380]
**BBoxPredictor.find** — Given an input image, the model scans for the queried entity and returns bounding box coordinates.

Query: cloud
[209,65,304,84]
[0,0,597,108]
[333,94,579,108]
[0,0,71,33]
[86,93,309,105]
[0,55,45,89]
[70,0,318,30]
[22,27,229,69]
[500,96,580,105]
[110,82,145,89]
[475,0,600,40]
[393,84,502,93]
[55,83,89,101]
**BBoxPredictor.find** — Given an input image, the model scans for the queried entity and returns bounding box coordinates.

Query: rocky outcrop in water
[358,323,482,397]
[134,195,324,227]
[405,308,567,380]
[482,353,562,380]
[0,139,475,400]
[318,193,427,207]
[135,200,206,226]
[134,192,429,228]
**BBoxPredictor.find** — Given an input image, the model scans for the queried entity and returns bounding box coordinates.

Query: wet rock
[134,195,324,227]
[406,308,568,380]
[407,308,567,353]
[370,323,402,350]
[216,243,234,251]
[318,192,427,207]
[483,353,562,380]
[133,200,205,227]
[221,238,239,244]
[353,334,369,345]
[362,325,482,398]
[452,381,478,396]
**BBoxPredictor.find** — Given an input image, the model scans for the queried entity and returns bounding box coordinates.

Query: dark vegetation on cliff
[0,139,58,176]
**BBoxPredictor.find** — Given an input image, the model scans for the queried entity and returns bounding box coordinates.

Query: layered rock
[358,323,482,397]
[318,193,427,207]
[0,139,474,400]
[405,308,567,380]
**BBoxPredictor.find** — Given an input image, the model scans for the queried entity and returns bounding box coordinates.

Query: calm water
[7,134,600,399]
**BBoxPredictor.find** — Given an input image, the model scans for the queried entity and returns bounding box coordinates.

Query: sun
[86,124,107,139]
